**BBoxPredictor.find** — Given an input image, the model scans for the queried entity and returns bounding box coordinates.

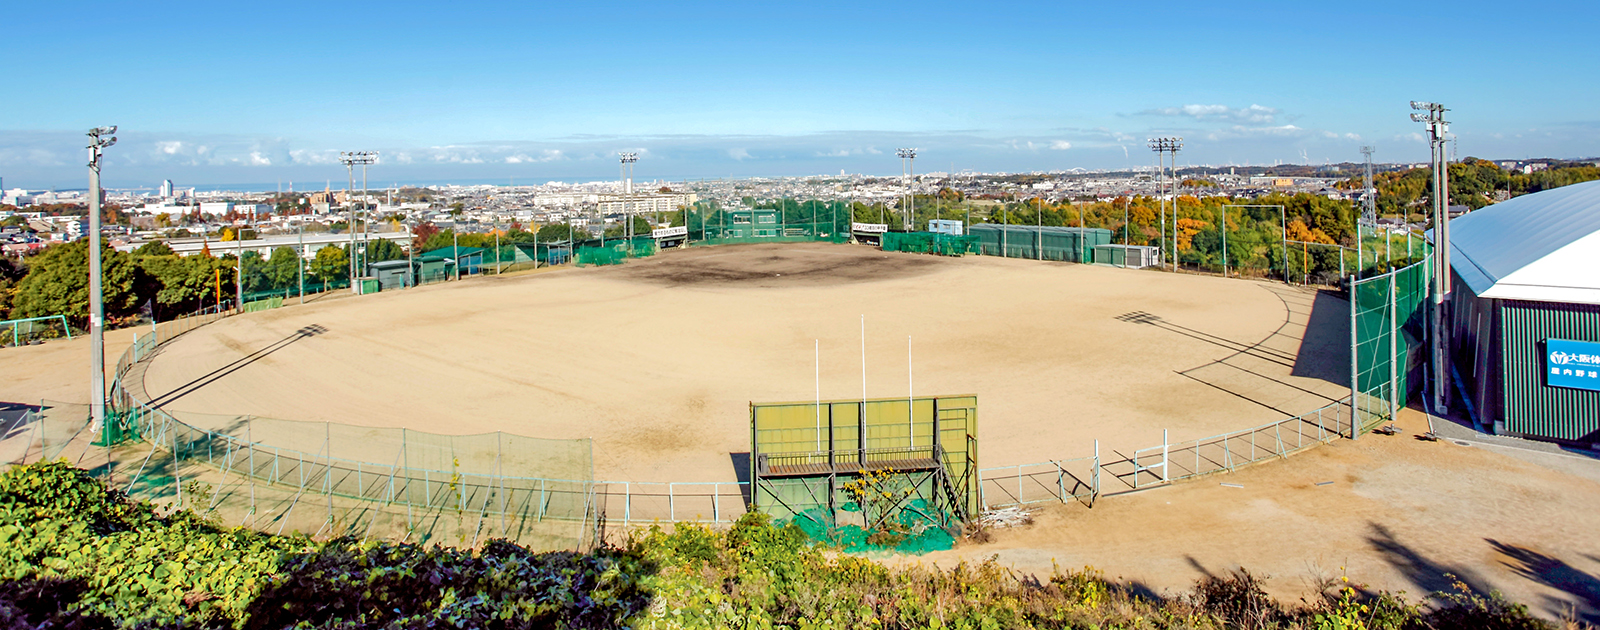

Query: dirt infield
[132,242,1350,483]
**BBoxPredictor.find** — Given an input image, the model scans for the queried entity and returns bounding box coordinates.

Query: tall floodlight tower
[86,126,117,435]
[1147,138,1182,271]
[1410,101,1450,415]
[619,152,638,241]
[339,152,377,294]
[897,148,917,231]
[359,155,377,279]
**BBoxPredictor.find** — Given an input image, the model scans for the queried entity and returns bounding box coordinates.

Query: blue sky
[4,1,1596,189]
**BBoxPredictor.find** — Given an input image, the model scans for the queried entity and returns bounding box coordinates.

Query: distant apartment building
[2,189,32,206]
[595,191,698,215]
[199,202,271,216]
[531,192,601,207]
[160,179,174,197]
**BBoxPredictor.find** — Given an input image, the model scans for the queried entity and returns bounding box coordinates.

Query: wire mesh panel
[1350,244,1432,433]
[750,395,977,531]
[967,225,1110,262]
[881,232,980,256]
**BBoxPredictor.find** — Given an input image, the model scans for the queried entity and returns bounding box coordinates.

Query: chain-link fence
[0,401,96,469]
[1350,245,1432,434]
[104,308,599,550]
[968,225,1111,262]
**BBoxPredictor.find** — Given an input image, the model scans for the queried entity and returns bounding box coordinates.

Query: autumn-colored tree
[1174,218,1209,251]
[1286,219,1335,245]
[411,221,440,249]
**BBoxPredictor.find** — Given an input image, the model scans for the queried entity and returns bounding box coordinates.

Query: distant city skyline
[4,0,1596,189]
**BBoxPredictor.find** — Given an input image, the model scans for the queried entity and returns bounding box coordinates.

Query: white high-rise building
[160,179,174,198]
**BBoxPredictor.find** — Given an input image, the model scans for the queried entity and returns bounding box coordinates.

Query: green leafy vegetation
[0,461,1579,629]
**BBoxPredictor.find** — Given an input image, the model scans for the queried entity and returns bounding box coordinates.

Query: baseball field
[134,241,1350,484]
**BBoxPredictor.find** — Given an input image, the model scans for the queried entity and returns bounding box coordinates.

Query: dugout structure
[750,395,978,536]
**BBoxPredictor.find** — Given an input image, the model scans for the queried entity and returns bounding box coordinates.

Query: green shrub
[0,461,1582,630]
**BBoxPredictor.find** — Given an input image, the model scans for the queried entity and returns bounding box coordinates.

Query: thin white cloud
[1049,140,1072,150]
[728,147,751,160]
[1138,104,1280,125]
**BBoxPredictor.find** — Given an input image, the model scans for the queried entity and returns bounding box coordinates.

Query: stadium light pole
[339,152,377,294]
[360,157,375,280]
[897,149,917,232]
[1411,101,1450,416]
[1148,137,1183,272]
[86,126,117,435]
[620,152,638,243]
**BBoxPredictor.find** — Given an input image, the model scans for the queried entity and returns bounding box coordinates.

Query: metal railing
[977,397,1352,510]
[595,480,749,526]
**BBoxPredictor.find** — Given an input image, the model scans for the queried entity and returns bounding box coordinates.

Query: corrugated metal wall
[1500,300,1600,442]
[1448,271,1502,430]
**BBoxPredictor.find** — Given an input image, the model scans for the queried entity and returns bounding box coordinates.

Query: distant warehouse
[1447,179,1600,445]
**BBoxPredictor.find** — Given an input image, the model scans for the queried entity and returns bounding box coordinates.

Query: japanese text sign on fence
[1546,338,1600,391]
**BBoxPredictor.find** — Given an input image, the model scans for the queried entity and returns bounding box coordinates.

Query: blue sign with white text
[1546,338,1600,391]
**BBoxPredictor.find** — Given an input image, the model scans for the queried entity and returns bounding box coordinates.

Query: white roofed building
[1444,179,1600,444]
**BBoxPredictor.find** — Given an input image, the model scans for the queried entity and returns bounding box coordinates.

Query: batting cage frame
[750,395,977,542]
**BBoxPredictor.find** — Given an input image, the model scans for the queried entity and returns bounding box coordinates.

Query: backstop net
[881,232,980,256]
[967,225,1111,262]
[750,395,977,553]
[686,200,852,247]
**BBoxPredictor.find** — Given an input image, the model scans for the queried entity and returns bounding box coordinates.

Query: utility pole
[1410,101,1451,416]
[897,148,917,232]
[339,152,377,294]
[86,126,117,435]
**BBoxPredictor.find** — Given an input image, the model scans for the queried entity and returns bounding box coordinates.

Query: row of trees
[1,239,392,330]
[1358,158,1600,216]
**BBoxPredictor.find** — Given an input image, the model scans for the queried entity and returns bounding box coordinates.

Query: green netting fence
[881,232,980,256]
[968,224,1111,262]
[682,200,853,246]
[1349,244,1433,433]
[575,244,627,267]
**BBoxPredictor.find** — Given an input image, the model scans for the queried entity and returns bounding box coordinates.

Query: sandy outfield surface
[130,242,1349,482]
